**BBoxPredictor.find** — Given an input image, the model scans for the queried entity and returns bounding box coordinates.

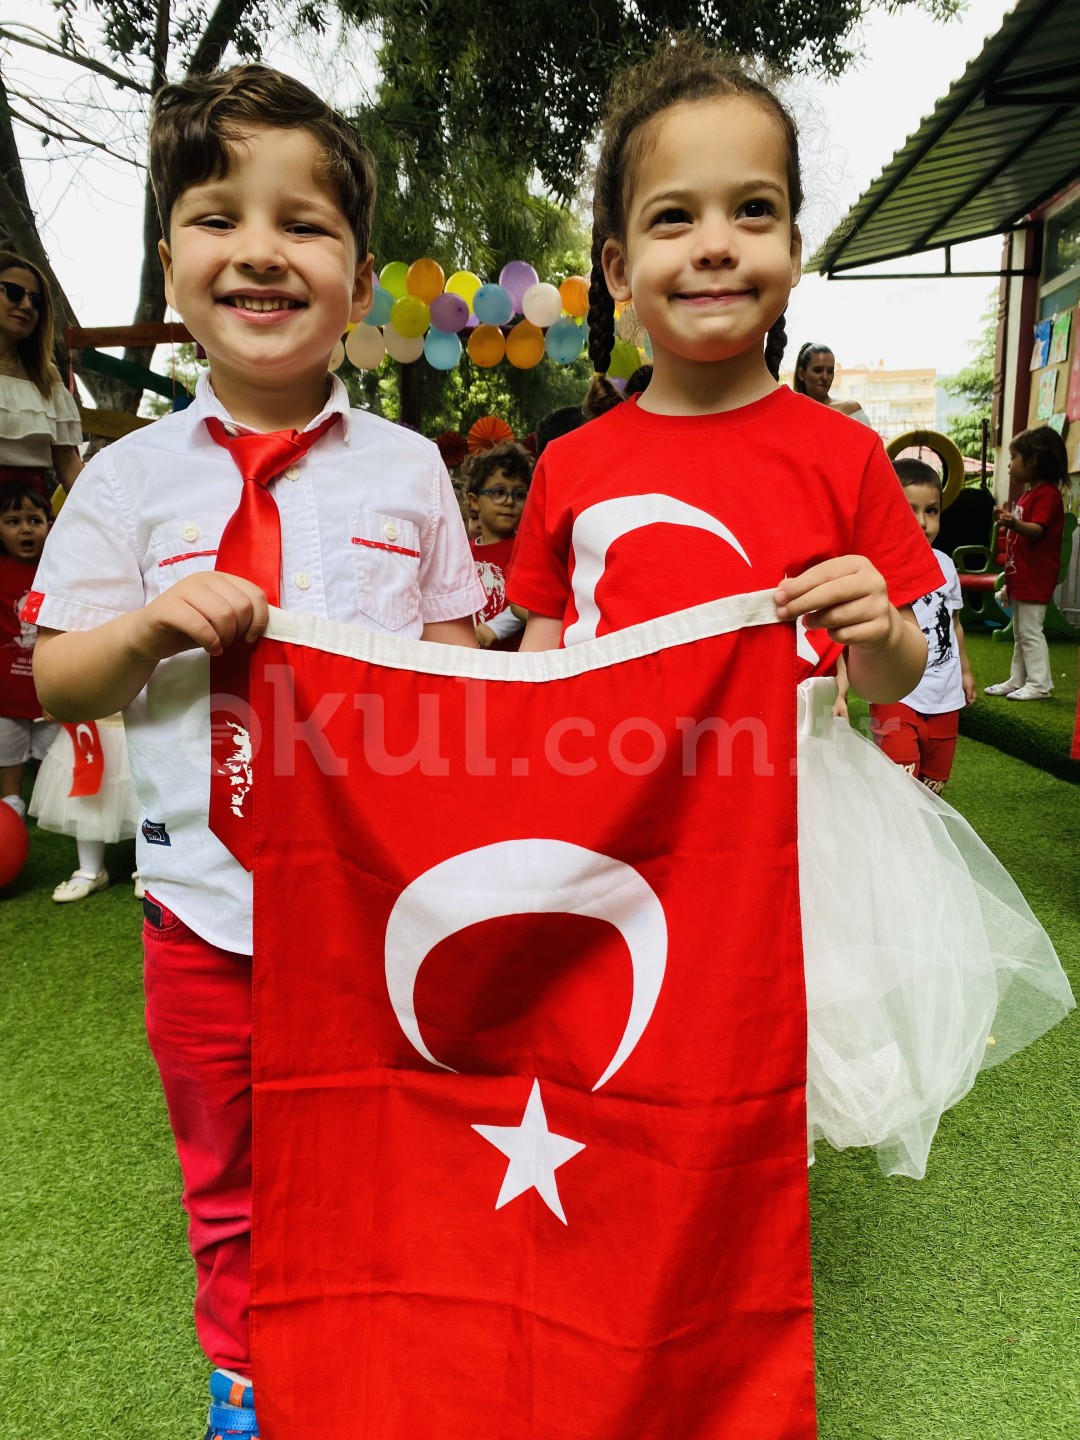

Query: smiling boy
[28,65,482,1440]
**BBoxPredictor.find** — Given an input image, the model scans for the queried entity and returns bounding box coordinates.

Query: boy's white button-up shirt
[31,374,484,953]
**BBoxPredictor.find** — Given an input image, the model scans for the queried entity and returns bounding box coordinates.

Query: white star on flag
[473,1080,586,1225]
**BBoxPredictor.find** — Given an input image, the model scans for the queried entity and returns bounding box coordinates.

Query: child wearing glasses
[465,440,533,650]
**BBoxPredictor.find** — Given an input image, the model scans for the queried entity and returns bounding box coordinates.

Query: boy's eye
[195,216,233,230]
[287,222,328,236]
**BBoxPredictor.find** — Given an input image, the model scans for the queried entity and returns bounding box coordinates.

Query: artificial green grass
[2,742,1077,1438]
[959,631,1079,784]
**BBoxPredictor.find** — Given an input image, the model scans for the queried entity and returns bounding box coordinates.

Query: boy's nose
[234,225,288,272]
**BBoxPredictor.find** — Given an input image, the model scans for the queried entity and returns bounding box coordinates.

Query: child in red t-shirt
[985,425,1068,701]
[466,440,532,651]
[0,482,56,818]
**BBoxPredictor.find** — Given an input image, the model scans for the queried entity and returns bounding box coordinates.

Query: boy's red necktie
[204,412,341,869]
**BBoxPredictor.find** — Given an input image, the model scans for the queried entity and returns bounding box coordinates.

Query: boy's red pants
[142,898,252,1373]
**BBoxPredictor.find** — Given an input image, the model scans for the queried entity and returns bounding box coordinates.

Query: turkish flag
[62,720,104,797]
[248,598,816,1439]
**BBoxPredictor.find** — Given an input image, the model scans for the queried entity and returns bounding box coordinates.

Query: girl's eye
[739,199,776,219]
[652,208,691,227]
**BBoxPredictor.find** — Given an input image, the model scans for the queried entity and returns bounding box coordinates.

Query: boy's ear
[351,252,375,324]
[158,238,176,311]
[789,224,803,290]
[601,237,632,305]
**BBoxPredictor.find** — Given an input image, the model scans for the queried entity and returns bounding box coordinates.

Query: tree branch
[6,96,142,167]
[186,0,255,75]
[0,25,152,97]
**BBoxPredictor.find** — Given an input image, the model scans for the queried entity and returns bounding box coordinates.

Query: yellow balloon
[559,275,590,318]
[406,258,446,304]
[390,296,430,338]
[446,270,483,311]
[505,320,545,369]
[379,261,409,300]
[467,324,506,368]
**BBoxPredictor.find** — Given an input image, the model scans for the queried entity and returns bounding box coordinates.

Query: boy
[464,439,533,649]
[29,65,483,1440]
[868,458,976,794]
[0,483,56,817]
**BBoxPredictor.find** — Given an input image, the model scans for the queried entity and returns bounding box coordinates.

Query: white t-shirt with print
[903,550,965,714]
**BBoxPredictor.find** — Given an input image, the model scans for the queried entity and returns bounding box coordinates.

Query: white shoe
[132,871,145,900]
[1,793,26,819]
[1006,684,1052,701]
[52,868,109,903]
[984,681,1019,696]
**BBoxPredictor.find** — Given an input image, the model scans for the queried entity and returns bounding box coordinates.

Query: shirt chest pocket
[349,510,423,631]
[147,522,221,600]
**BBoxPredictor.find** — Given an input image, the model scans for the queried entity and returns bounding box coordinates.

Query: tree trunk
[400,361,422,431]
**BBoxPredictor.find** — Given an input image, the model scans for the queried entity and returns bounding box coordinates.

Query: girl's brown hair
[1010,426,1070,492]
[0,251,61,398]
[587,35,802,384]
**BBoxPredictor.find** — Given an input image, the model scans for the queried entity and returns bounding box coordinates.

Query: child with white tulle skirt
[29,714,141,901]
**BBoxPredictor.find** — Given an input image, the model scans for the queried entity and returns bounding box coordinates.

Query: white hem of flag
[264,590,782,681]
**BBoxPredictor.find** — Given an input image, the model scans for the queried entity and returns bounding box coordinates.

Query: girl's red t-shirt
[1005,481,1065,603]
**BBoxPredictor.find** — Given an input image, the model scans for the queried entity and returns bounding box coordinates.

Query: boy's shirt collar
[192,371,354,443]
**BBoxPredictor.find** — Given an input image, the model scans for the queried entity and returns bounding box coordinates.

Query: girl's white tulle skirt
[29,715,140,843]
[798,679,1074,1179]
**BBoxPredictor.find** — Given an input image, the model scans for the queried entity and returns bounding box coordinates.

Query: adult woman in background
[0,251,82,499]
[793,341,872,427]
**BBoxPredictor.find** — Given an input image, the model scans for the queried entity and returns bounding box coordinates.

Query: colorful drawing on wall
[1046,413,1068,436]
[1048,309,1072,365]
[1037,368,1058,419]
[1067,339,1080,422]
[1030,319,1052,369]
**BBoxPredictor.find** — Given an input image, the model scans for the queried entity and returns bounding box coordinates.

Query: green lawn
[1,737,1077,1439]
[959,631,1079,784]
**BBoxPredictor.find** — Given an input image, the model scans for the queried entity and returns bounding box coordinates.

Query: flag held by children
[248,596,817,1440]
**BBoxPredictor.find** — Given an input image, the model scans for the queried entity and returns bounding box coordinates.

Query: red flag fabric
[62,720,104,797]
[248,595,816,1440]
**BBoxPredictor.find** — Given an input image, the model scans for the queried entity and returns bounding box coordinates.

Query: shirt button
[284,465,300,481]
[383,522,398,541]
[180,524,199,542]
[293,571,312,590]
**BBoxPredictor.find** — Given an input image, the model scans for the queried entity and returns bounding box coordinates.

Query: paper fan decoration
[467,415,514,455]
[434,429,467,468]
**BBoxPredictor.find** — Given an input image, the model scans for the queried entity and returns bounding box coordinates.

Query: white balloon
[383,327,425,363]
[345,324,386,369]
[521,281,563,329]
[328,338,346,372]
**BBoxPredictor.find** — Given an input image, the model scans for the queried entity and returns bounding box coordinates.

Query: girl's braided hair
[587,35,802,384]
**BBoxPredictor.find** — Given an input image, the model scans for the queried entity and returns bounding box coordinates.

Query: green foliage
[944,299,996,459]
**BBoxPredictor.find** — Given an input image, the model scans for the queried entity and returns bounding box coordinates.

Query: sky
[6,0,1015,376]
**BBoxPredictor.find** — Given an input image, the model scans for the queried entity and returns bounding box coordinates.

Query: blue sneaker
[204,1370,259,1439]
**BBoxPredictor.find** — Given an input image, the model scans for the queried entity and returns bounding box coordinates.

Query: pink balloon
[429,292,469,333]
[498,260,539,314]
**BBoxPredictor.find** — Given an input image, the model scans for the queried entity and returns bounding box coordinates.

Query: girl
[0,251,83,500]
[510,37,1071,1176]
[985,425,1068,701]
[0,482,57,817]
[793,340,872,425]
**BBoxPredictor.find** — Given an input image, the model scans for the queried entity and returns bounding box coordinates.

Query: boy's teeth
[230,296,297,311]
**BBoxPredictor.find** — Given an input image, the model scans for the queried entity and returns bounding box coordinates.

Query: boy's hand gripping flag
[247,597,817,1440]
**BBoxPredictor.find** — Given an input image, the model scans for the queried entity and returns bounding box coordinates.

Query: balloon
[383,328,425,363]
[505,320,545,369]
[429,292,469,333]
[498,260,539,312]
[346,324,386,369]
[607,337,641,380]
[379,261,409,299]
[364,285,394,327]
[545,317,584,364]
[406,257,446,304]
[559,275,590,318]
[390,296,430,338]
[521,282,563,329]
[473,283,513,327]
[445,270,482,309]
[0,801,28,888]
[328,339,346,371]
[424,328,462,371]
[466,324,506,367]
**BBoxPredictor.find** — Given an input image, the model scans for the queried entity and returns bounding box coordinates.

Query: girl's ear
[789,225,803,289]
[601,238,632,305]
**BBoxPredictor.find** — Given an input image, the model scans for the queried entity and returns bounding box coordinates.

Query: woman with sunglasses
[793,341,872,427]
[0,251,82,501]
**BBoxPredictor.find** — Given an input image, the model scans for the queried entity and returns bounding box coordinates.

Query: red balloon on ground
[0,802,29,888]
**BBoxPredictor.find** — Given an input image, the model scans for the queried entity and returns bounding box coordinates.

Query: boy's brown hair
[463,441,534,496]
[893,457,942,492]
[0,482,51,518]
[149,65,377,254]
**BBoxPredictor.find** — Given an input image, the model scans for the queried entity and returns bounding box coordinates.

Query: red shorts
[869,703,959,785]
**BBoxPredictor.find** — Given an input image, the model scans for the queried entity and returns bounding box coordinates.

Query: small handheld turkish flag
[63,721,104,797]
[248,595,816,1440]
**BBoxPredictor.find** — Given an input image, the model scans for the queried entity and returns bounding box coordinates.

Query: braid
[586,224,616,375]
[764,312,788,381]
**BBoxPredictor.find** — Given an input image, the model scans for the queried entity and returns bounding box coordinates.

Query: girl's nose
[693,217,737,266]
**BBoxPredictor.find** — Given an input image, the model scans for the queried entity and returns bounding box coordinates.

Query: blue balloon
[365,285,394,327]
[472,283,513,327]
[545,317,584,365]
[424,328,462,371]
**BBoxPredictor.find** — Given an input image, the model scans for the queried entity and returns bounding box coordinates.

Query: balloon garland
[331,258,640,375]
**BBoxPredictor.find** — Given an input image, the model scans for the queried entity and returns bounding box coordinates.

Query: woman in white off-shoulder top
[793,340,874,429]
